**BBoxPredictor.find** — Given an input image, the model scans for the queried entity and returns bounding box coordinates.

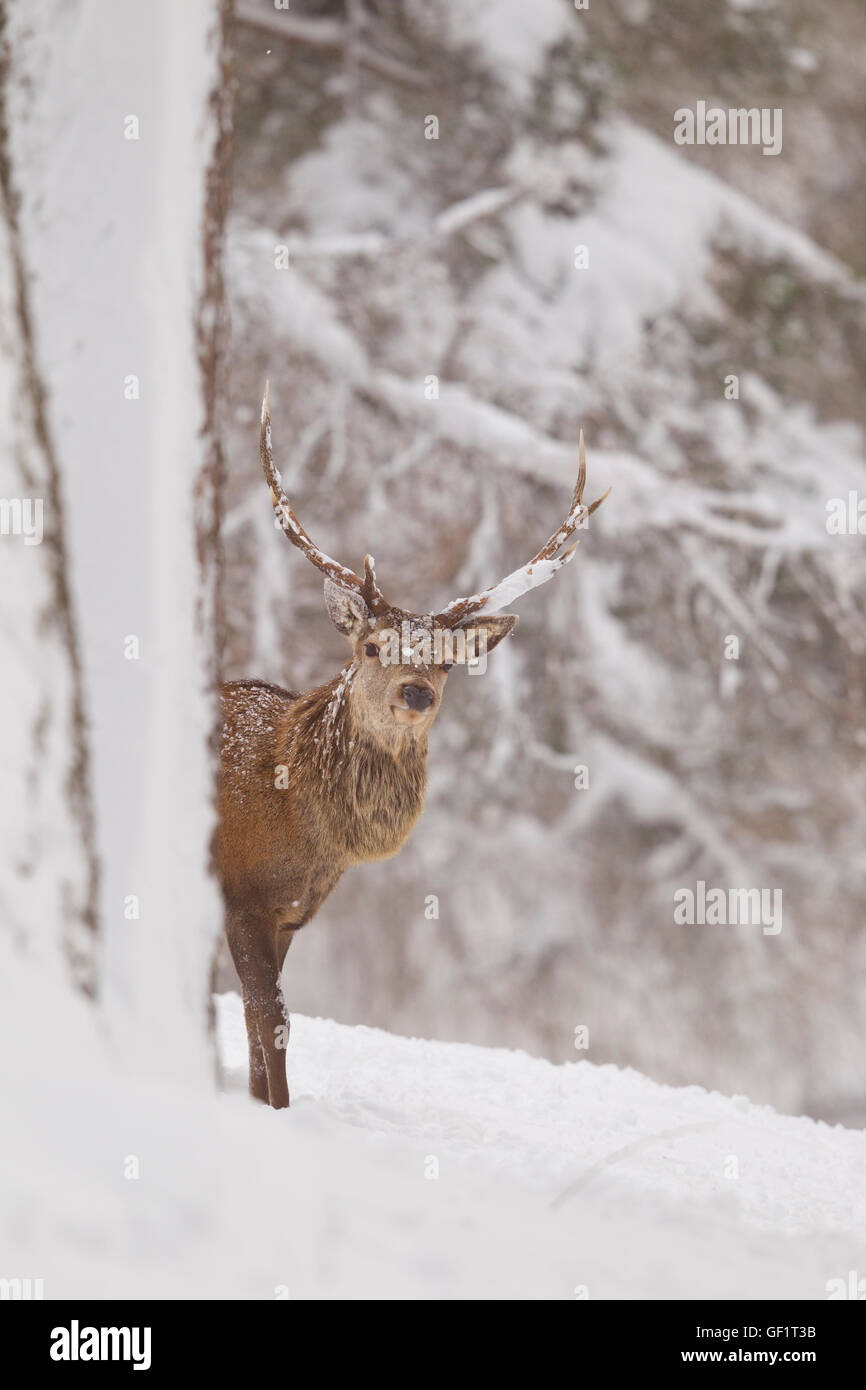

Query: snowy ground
[3,950,864,1301]
[216,995,866,1300]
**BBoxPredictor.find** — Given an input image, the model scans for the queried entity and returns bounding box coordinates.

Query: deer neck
[285,667,429,863]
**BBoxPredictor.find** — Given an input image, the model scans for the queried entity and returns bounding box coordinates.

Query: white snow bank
[4,951,861,1301]
[218,996,866,1244]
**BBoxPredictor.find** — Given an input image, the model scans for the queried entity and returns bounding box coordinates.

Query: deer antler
[434,432,610,626]
[260,382,391,616]
[262,383,608,626]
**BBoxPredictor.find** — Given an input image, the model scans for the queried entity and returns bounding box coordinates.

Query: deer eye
[441,662,453,673]
[364,643,378,658]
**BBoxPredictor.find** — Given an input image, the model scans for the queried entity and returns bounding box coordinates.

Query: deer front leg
[251,971,290,1110]
[259,928,295,1109]
[242,955,289,1109]
[242,995,269,1104]
[226,911,289,1108]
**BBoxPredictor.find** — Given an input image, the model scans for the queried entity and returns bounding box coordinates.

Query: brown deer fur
[217,617,511,1108]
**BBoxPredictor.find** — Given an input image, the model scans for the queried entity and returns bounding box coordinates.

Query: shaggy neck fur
[282,663,429,862]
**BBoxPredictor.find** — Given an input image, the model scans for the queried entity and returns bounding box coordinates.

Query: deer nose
[402,683,434,711]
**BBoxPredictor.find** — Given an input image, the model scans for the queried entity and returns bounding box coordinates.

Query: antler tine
[260,383,393,615]
[361,553,388,612]
[434,430,610,626]
[575,429,609,522]
[575,427,586,506]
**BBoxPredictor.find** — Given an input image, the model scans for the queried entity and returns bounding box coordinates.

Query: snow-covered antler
[260,382,391,616]
[434,431,610,625]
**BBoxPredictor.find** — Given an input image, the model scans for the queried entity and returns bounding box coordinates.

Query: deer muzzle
[400,683,434,712]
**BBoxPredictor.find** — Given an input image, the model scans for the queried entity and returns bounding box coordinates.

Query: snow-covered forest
[2,0,866,1302]
[221,0,866,1120]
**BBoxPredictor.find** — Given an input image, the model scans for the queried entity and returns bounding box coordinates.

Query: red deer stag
[217,384,608,1107]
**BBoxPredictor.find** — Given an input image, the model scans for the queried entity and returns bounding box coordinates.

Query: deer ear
[456,613,518,655]
[323,579,372,638]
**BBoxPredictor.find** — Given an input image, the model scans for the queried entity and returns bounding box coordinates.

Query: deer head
[260,382,609,743]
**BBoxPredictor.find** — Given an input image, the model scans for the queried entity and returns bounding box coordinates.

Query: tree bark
[0,0,231,1084]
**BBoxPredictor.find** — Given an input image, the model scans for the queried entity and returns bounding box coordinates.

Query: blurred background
[214,0,866,1121]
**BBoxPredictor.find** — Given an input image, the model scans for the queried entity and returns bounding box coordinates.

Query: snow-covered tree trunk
[1,0,231,1083]
[0,11,99,994]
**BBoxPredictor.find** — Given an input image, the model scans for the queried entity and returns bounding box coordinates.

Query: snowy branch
[235,2,429,90]
[283,185,525,261]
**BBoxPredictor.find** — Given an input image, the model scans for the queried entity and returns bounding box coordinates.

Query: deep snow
[5,952,862,1301]
[217,995,866,1245]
